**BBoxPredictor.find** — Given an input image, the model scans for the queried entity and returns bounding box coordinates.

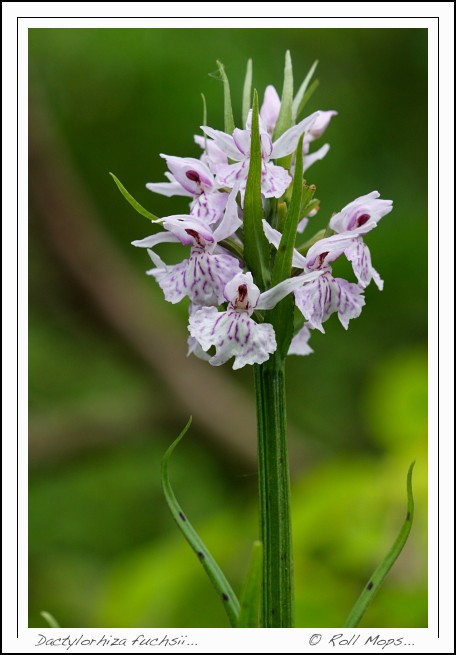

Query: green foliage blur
[28,28,427,628]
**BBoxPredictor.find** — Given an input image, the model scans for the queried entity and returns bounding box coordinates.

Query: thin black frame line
[18,16,437,637]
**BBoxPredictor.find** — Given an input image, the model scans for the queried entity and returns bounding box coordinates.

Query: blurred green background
[28,28,427,628]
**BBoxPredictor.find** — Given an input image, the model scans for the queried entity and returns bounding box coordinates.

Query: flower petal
[194,134,228,167]
[306,110,337,141]
[146,180,193,198]
[161,155,216,195]
[131,230,179,248]
[333,277,366,329]
[303,143,330,172]
[224,271,260,311]
[212,184,242,242]
[261,162,292,198]
[256,271,322,310]
[201,126,245,161]
[288,324,314,356]
[161,215,215,245]
[262,220,307,268]
[190,191,229,224]
[189,307,277,369]
[187,251,242,306]
[329,191,393,234]
[294,271,365,331]
[345,238,384,290]
[271,111,320,159]
[146,258,189,304]
[294,274,331,332]
[260,85,281,134]
[305,233,355,270]
[215,161,249,190]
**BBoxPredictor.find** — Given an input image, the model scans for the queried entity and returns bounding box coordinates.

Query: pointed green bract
[40,611,60,628]
[201,93,208,152]
[344,462,416,628]
[110,173,159,222]
[216,60,235,135]
[295,79,320,119]
[242,59,253,127]
[237,541,263,628]
[161,417,240,627]
[271,135,305,287]
[243,90,270,290]
[269,135,304,359]
[273,51,294,143]
[292,60,318,121]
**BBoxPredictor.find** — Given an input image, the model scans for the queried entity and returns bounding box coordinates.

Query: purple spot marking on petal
[356,213,370,227]
[186,170,201,183]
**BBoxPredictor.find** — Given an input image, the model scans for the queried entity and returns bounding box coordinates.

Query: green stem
[254,355,294,627]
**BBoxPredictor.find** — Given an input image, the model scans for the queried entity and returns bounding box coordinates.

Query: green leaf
[40,611,60,628]
[273,51,294,143]
[110,173,159,222]
[344,461,416,628]
[242,59,253,127]
[161,417,240,628]
[216,60,235,135]
[295,79,320,119]
[243,90,270,289]
[292,60,318,121]
[268,135,304,359]
[237,541,263,628]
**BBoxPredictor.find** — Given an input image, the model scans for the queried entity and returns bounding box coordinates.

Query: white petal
[262,219,307,269]
[147,258,189,304]
[261,162,292,198]
[332,277,366,329]
[131,231,179,248]
[215,161,249,191]
[296,217,309,234]
[189,251,242,306]
[294,271,366,331]
[329,191,393,234]
[305,233,355,270]
[187,336,212,361]
[271,111,320,159]
[212,183,242,242]
[162,215,215,245]
[189,307,277,369]
[224,271,260,311]
[260,85,281,134]
[161,155,216,195]
[307,110,337,141]
[294,273,333,332]
[345,238,384,290]
[288,324,314,356]
[200,126,245,161]
[194,134,228,167]
[190,191,229,225]
[257,274,319,310]
[146,181,193,198]
[303,143,330,172]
